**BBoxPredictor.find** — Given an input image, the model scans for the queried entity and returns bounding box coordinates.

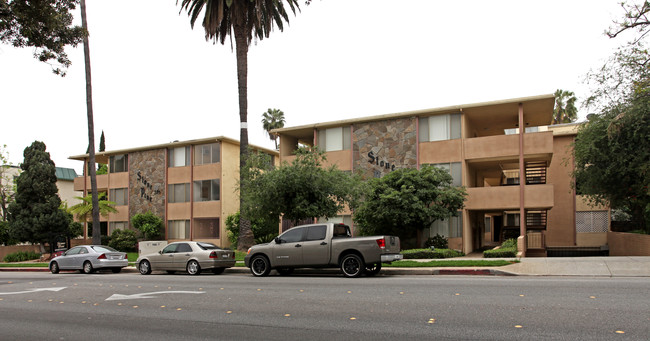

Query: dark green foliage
[3,250,40,262]
[131,212,163,240]
[0,220,17,245]
[0,0,85,76]
[7,141,71,249]
[483,239,518,258]
[424,234,448,249]
[226,211,279,248]
[107,229,138,252]
[354,165,466,241]
[241,147,363,227]
[400,248,463,259]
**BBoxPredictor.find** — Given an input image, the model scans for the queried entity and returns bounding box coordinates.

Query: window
[176,243,193,252]
[193,179,219,201]
[194,218,219,238]
[306,225,327,241]
[109,154,128,173]
[318,126,351,151]
[429,162,462,187]
[419,113,461,142]
[109,221,128,234]
[169,146,190,167]
[505,213,520,227]
[168,220,190,239]
[576,211,609,233]
[162,244,178,254]
[194,143,220,165]
[109,188,128,206]
[485,216,491,233]
[279,227,304,243]
[430,215,463,238]
[168,183,190,203]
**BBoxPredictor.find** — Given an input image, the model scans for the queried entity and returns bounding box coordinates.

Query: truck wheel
[365,263,382,276]
[250,255,271,277]
[340,254,364,278]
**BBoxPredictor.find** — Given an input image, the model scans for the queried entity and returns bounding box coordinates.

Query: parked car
[49,245,128,274]
[244,223,402,278]
[136,241,235,276]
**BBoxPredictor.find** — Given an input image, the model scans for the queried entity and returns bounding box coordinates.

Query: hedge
[4,251,41,262]
[483,239,518,258]
[401,248,464,259]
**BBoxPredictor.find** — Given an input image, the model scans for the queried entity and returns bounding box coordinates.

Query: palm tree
[68,192,118,224]
[262,108,286,150]
[553,89,578,124]
[79,0,102,245]
[178,0,301,251]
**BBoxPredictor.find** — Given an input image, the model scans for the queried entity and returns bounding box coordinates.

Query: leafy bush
[225,211,279,248]
[4,251,41,262]
[424,234,448,249]
[108,229,138,252]
[401,248,464,259]
[483,239,518,258]
[131,212,164,240]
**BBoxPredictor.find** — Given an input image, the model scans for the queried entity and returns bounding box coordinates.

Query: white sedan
[49,245,129,274]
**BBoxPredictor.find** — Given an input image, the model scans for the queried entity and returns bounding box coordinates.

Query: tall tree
[68,192,117,222]
[0,0,85,76]
[178,0,302,251]
[261,108,285,149]
[99,130,105,152]
[552,89,578,124]
[353,165,467,244]
[7,141,71,253]
[79,0,101,245]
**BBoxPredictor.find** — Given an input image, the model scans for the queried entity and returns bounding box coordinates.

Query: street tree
[262,108,285,150]
[0,0,85,76]
[178,0,302,251]
[353,165,467,244]
[241,147,363,227]
[553,89,578,124]
[7,141,71,253]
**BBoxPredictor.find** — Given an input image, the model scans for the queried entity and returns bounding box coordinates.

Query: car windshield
[197,242,220,250]
[91,245,118,253]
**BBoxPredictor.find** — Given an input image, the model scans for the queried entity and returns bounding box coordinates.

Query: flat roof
[69,136,278,163]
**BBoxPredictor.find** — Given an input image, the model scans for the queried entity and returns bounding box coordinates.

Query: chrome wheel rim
[83,262,92,273]
[252,258,266,275]
[139,261,149,274]
[343,257,360,276]
[187,261,199,274]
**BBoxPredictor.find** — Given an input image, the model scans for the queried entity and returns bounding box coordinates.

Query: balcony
[464,131,553,162]
[465,184,554,210]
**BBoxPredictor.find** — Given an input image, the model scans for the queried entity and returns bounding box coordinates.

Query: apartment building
[70,137,278,248]
[272,94,609,256]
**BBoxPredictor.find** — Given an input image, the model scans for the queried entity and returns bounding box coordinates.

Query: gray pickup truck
[244,223,402,277]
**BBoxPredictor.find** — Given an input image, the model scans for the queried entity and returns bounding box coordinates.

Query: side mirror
[158,250,163,254]
[275,237,281,244]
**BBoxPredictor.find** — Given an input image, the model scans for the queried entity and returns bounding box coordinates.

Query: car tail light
[231,252,235,259]
[376,238,386,249]
[97,254,107,260]
[209,251,218,259]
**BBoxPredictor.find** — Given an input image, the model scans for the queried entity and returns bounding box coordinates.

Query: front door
[272,227,304,267]
[152,243,178,270]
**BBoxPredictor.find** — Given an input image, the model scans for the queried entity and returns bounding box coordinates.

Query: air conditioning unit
[138,240,168,255]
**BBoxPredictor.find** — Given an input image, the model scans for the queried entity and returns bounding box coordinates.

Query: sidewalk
[2,257,649,277]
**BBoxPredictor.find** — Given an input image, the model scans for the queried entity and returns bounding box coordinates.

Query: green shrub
[483,239,518,258]
[3,251,41,262]
[131,212,164,240]
[225,211,279,248]
[108,229,138,252]
[401,248,464,259]
[424,234,448,249]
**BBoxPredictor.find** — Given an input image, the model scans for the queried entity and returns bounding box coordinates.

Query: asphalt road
[0,272,648,340]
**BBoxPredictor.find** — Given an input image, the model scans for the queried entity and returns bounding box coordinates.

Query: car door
[173,243,193,270]
[272,227,305,267]
[301,225,330,266]
[58,247,81,269]
[71,247,90,269]
[151,243,178,270]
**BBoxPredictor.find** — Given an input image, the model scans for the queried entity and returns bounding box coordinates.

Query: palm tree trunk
[80,0,101,245]
[234,21,254,251]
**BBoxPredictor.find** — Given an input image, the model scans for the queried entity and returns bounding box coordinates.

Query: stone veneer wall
[129,149,166,219]
[353,117,418,179]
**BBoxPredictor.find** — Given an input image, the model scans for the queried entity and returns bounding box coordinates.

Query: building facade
[273,94,609,256]
[70,137,278,248]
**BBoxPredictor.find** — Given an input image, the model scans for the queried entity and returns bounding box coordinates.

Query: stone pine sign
[353,117,418,179]
[129,149,165,218]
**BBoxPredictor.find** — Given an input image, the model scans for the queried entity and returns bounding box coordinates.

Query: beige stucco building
[70,137,278,248]
[273,94,609,256]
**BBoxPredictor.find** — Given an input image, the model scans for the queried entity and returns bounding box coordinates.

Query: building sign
[129,149,165,218]
[136,171,162,202]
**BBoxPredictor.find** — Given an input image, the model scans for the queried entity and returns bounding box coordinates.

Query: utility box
[138,240,168,255]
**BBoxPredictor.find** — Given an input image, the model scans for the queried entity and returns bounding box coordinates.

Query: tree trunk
[80,0,101,245]
[234,21,254,251]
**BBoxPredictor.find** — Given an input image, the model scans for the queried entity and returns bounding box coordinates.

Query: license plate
[222,254,229,258]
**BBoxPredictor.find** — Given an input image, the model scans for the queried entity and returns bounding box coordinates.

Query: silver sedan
[136,241,235,276]
[49,245,128,274]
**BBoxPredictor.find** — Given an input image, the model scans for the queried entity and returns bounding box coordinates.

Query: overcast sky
[0,0,628,172]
